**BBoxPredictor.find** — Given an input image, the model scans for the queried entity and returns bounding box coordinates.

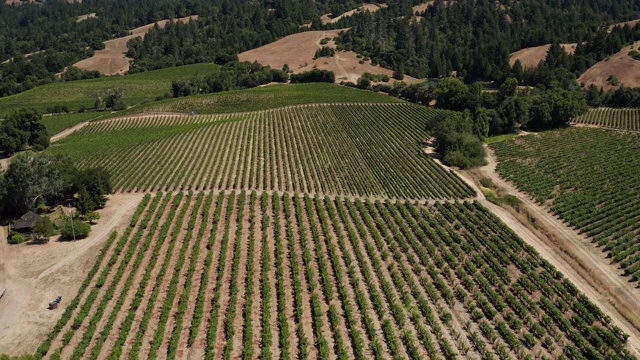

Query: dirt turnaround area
[239,30,420,84]
[449,146,640,356]
[0,193,143,355]
[73,16,198,75]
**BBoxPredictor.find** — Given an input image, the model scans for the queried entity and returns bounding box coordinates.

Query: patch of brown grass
[509,43,577,68]
[73,15,198,76]
[578,40,640,90]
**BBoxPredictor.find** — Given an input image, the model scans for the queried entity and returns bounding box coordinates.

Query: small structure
[48,295,62,310]
[13,211,41,233]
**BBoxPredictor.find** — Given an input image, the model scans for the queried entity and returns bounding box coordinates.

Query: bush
[314,46,336,59]
[629,50,640,61]
[46,105,70,114]
[60,219,91,240]
[8,232,27,244]
[290,69,335,84]
[112,99,128,111]
[392,70,404,80]
[480,178,493,188]
[607,75,620,86]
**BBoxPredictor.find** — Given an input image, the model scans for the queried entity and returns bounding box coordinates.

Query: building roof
[13,211,41,230]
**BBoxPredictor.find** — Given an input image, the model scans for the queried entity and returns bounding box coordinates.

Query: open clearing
[320,3,387,25]
[579,40,640,90]
[238,30,420,84]
[509,43,577,68]
[609,18,640,31]
[0,193,143,355]
[73,15,198,75]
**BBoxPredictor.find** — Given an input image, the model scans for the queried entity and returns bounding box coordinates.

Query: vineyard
[132,83,403,115]
[49,103,474,200]
[491,128,640,282]
[573,108,640,131]
[35,191,633,360]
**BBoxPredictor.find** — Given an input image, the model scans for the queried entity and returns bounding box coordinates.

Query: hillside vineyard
[36,191,633,359]
[50,104,474,200]
[492,128,640,283]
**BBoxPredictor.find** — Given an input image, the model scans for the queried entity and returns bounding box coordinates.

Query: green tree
[85,211,101,225]
[32,216,56,241]
[435,78,470,111]
[74,167,111,210]
[60,218,91,240]
[76,186,96,215]
[0,152,65,215]
[0,109,49,154]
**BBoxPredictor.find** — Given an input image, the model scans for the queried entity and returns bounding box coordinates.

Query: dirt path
[0,193,143,356]
[448,147,640,356]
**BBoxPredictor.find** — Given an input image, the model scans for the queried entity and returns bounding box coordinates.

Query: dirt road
[0,193,143,355]
[451,146,640,356]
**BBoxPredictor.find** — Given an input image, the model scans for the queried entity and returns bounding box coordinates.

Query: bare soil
[0,193,143,356]
[73,16,198,75]
[578,40,640,90]
[608,18,640,31]
[320,4,387,25]
[509,43,577,68]
[238,30,421,84]
[76,13,97,23]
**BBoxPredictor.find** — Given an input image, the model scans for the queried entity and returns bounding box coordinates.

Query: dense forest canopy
[0,0,639,98]
[334,0,640,81]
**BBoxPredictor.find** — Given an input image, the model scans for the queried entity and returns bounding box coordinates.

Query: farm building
[13,211,41,232]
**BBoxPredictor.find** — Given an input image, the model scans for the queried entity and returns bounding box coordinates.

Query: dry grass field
[578,40,640,90]
[73,16,198,75]
[509,43,577,68]
[239,30,420,84]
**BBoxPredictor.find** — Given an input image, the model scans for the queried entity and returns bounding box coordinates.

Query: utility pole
[68,204,76,241]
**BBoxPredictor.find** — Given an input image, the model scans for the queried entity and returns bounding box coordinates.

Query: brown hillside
[73,16,198,76]
[578,40,640,90]
[509,43,577,68]
[320,3,387,25]
[238,30,420,84]
[608,19,640,31]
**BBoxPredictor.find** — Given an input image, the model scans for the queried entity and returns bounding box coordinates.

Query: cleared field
[50,103,474,200]
[35,191,633,359]
[0,63,219,116]
[573,108,640,131]
[41,112,105,136]
[491,128,640,282]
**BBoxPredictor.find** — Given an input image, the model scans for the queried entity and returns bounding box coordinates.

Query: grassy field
[0,63,220,116]
[41,112,107,136]
[49,103,474,200]
[492,128,640,282]
[35,192,633,360]
[128,83,404,115]
[484,134,520,144]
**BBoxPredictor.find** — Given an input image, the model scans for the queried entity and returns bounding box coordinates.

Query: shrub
[60,219,91,240]
[8,232,27,244]
[290,69,335,84]
[480,178,493,188]
[628,50,640,61]
[314,46,336,59]
[607,75,620,86]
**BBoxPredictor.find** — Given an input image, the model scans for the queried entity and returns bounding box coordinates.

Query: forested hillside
[1,0,639,98]
[335,0,640,81]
